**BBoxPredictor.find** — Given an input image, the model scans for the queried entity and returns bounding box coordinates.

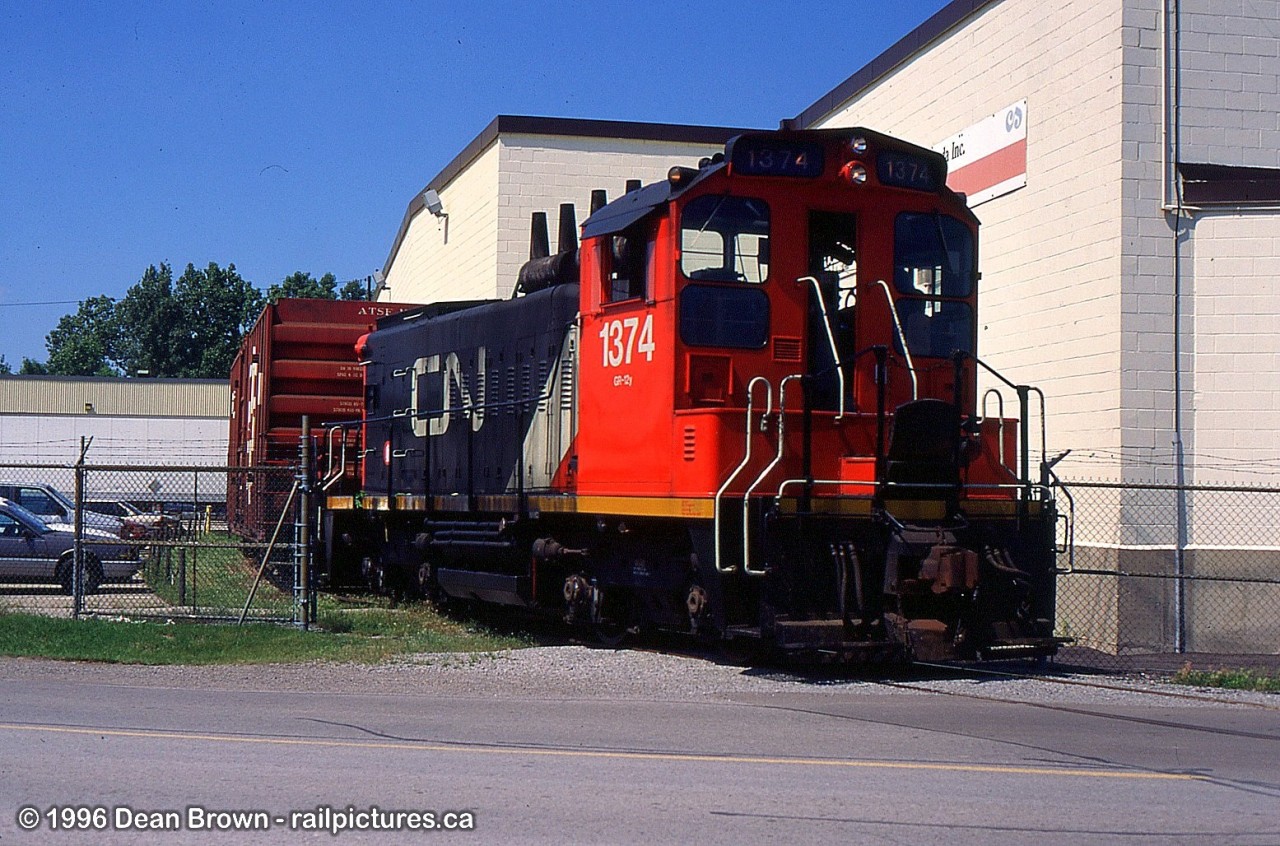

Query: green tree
[18,358,48,375]
[338,278,367,301]
[0,355,9,374]
[267,271,338,302]
[171,262,264,378]
[40,261,265,379]
[267,271,369,303]
[113,263,184,377]
[43,295,119,376]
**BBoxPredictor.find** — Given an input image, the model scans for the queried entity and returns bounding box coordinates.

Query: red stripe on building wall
[946,138,1027,197]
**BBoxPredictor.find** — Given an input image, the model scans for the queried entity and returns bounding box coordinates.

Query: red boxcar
[227,299,420,540]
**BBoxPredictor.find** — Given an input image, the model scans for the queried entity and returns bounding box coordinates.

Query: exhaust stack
[529,211,550,260]
[557,203,577,254]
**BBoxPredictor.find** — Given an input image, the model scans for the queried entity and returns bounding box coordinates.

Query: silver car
[0,498,137,594]
[0,481,126,537]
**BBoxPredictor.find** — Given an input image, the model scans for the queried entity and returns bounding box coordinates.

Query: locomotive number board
[875,150,942,192]
[730,137,825,178]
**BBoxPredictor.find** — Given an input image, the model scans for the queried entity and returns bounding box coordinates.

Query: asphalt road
[0,656,1277,845]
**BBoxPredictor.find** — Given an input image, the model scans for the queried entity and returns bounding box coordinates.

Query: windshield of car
[46,486,76,511]
[1,501,51,532]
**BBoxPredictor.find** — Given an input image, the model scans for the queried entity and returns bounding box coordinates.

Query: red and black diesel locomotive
[315,127,1064,661]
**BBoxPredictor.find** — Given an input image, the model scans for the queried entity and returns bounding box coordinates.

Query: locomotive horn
[530,211,550,260]
[557,203,577,253]
[590,189,608,214]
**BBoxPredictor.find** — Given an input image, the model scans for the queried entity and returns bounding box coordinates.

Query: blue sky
[0,0,949,370]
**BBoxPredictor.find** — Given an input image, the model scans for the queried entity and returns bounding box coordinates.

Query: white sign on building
[934,100,1028,206]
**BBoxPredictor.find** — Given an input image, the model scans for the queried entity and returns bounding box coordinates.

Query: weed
[1171,662,1280,693]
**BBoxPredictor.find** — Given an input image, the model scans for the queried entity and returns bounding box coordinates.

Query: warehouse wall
[380,118,740,306]
[1177,0,1280,169]
[0,376,229,466]
[809,0,1130,477]
[382,142,502,305]
[494,135,728,299]
[1189,211,1280,483]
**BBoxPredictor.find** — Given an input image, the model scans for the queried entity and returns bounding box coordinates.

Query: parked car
[0,482,128,537]
[0,497,138,594]
[84,500,179,538]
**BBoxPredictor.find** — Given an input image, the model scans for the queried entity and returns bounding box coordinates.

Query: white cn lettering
[409,348,486,438]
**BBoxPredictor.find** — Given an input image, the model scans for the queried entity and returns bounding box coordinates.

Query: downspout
[1160,0,1188,652]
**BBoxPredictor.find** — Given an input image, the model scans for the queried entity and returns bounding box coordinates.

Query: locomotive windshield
[893,212,975,359]
[680,195,770,284]
[893,212,973,297]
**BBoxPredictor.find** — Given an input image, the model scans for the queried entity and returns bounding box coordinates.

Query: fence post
[177,548,187,607]
[73,440,87,619]
[297,415,313,629]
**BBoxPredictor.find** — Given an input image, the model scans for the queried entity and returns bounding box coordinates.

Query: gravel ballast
[1,646,1276,710]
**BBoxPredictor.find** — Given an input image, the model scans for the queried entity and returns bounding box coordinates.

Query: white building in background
[0,376,229,495]
[378,116,753,304]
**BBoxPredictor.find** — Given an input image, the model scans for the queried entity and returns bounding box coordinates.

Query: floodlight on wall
[422,189,445,218]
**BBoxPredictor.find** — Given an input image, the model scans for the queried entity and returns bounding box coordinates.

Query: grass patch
[1171,663,1280,693]
[0,600,528,665]
[142,531,293,616]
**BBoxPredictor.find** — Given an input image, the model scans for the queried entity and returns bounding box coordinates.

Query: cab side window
[605,221,653,303]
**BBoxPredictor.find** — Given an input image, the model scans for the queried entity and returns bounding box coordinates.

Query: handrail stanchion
[714,377,772,574]
[742,374,803,576]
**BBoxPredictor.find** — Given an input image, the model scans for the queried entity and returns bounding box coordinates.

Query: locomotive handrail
[713,376,773,574]
[715,345,891,575]
[742,374,804,576]
[321,426,348,491]
[321,387,556,509]
[798,274,848,422]
[950,351,1048,488]
[875,279,918,401]
[321,388,554,429]
[979,388,1013,477]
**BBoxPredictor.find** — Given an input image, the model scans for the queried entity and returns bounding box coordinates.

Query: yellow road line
[0,722,1201,782]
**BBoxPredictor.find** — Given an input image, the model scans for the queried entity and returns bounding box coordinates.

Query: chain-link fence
[1054,479,1280,671]
[0,461,308,624]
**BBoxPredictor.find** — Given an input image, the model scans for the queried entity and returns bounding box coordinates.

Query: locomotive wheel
[591,617,630,648]
[590,586,632,648]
